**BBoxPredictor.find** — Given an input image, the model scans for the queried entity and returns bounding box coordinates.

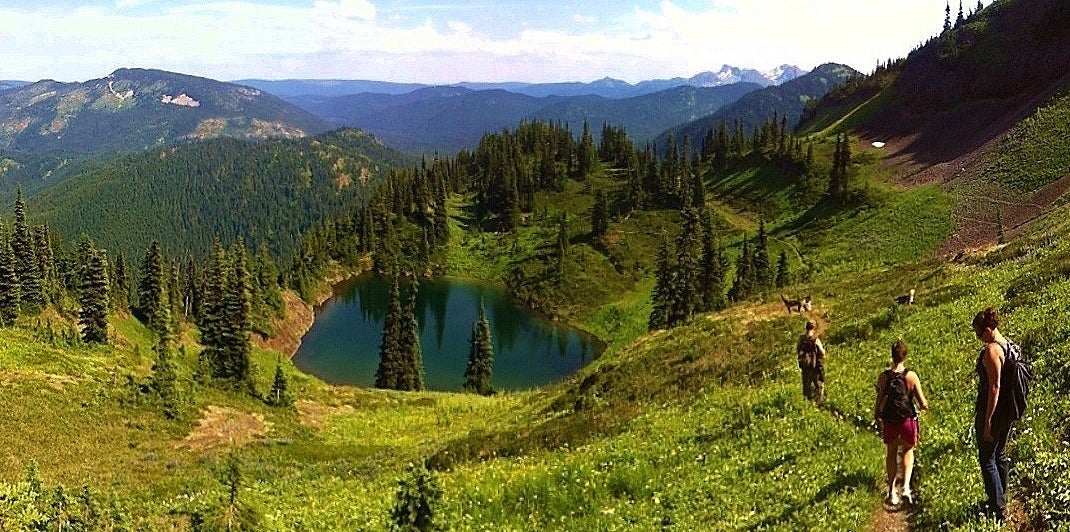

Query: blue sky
[0,0,979,83]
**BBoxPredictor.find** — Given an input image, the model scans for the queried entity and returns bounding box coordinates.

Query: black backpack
[881,370,916,423]
[995,341,1033,423]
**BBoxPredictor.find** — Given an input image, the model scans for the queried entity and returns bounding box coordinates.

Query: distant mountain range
[0,81,29,92]
[235,64,803,101]
[0,68,331,155]
[291,82,765,154]
[660,63,859,151]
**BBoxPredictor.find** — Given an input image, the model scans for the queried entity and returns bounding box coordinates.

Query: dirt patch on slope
[252,290,314,358]
[182,406,271,452]
[296,399,355,430]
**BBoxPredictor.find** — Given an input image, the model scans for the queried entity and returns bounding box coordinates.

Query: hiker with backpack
[797,319,826,403]
[875,339,929,508]
[972,307,1032,522]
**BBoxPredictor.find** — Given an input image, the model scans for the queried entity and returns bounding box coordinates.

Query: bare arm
[874,372,886,421]
[982,343,1003,438]
[908,371,929,411]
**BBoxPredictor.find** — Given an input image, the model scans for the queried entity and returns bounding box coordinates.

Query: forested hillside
[27,129,412,263]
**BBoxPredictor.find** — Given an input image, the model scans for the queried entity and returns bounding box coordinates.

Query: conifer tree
[32,225,58,306]
[975,0,983,14]
[956,0,965,26]
[590,189,610,240]
[397,283,424,391]
[389,462,442,532]
[136,241,168,337]
[648,236,674,331]
[555,213,568,280]
[669,208,701,326]
[220,242,253,390]
[699,212,727,312]
[775,250,791,288]
[198,241,228,379]
[79,248,110,344]
[375,276,404,390]
[944,1,952,32]
[0,239,20,325]
[12,188,44,311]
[576,120,597,180]
[266,358,293,407]
[753,220,773,291]
[728,237,754,302]
[151,314,180,418]
[464,300,495,395]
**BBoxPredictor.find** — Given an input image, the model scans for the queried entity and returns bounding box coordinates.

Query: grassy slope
[3,128,1069,531]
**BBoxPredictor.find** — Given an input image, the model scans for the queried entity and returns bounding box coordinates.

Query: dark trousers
[976,419,1012,515]
[802,367,824,403]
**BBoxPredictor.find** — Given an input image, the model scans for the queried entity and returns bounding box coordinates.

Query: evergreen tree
[397,283,424,391]
[590,189,610,240]
[79,248,110,344]
[151,315,180,418]
[198,241,228,380]
[555,213,568,280]
[944,1,952,32]
[463,300,495,395]
[576,120,597,180]
[648,236,674,331]
[266,358,293,407]
[775,250,791,288]
[220,243,254,390]
[956,0,965,26]
[0,239,20,325]
[753,220,773,291]
[136,241,168,337]
[728,237,754,302]
[32,225,58,306]
[389,463,442,532]
[375,277,405,390]
[12,188,44,311]
[669,208,701,326]
[699,212,727,312]
[975,0,983,15]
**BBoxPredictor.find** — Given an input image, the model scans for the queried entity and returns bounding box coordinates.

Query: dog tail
[781,294,789,304]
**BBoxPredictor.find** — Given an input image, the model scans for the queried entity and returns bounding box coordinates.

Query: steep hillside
[0,80,30,91]
[28,129,412,261]
[0,69,332,155]
[800,0,1070,253]
[657,64,858,152]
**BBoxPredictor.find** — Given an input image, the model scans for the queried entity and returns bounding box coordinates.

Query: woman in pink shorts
[874,339,930,507]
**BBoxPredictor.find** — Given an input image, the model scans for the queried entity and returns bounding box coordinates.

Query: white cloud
[0,0,951,83]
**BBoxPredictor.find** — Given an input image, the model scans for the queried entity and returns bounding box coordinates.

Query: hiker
[796,319,825,403]
[973,307,1013,522]
[875,339,929,507]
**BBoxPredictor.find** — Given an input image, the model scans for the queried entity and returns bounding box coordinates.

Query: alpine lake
[293,275,602,391]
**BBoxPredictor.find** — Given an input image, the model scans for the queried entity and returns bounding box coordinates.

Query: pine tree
[576,120,597,180]
[464,300,495,395]
[397,283,424,391]
[728,237,754,302]
[975,0,983,15]
[151,315,180,418]
[198,241,228,380]
[220,242,253,390]
[32,225,58,306]
[669,208,701,326]
[699,211,727,312]
[648,236,674,331]
[753,220,773,291]
[136,241,168,337]
[775,250,791,288]
[375,277,404,390]
[266,358,293,407]
[944,1,952,32]
[389,463,442,532]
[0,238,20,325]
[556,213,568,280]
[590,189,610,240]
[79,248,110,344]
[12,188,44,312]
[956,0,965,26]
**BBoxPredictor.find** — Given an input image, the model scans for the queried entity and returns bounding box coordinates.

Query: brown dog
[782,294,812,314]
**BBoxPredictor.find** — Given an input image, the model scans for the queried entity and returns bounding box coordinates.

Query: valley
[1,0,1069,530]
